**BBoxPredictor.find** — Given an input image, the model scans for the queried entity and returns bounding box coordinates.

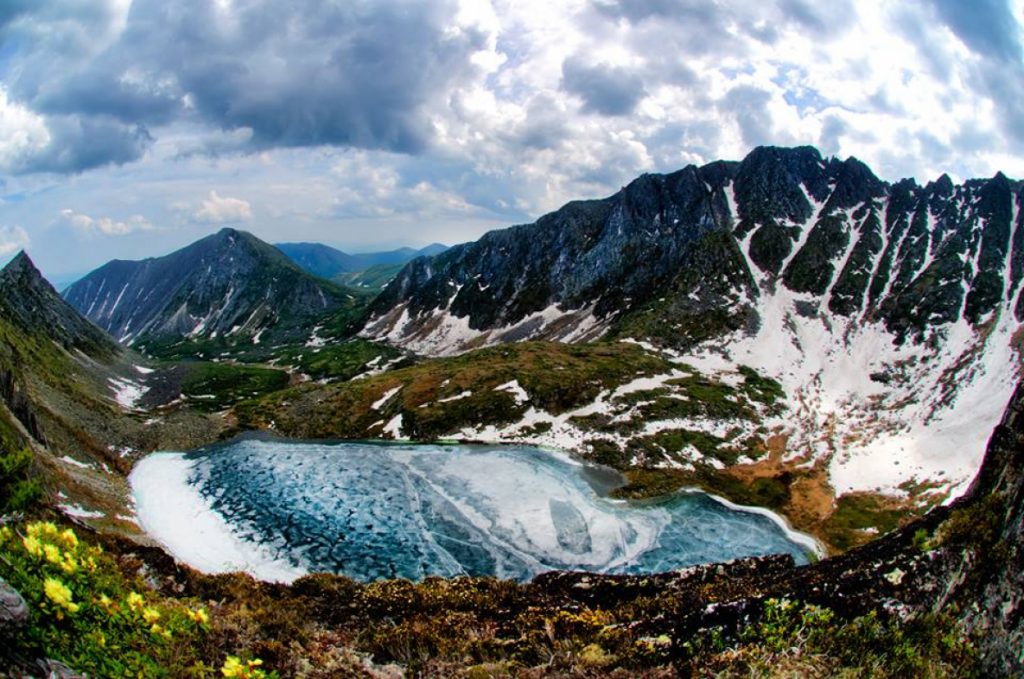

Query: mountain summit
[64,228,367,347]
[0,252,119,360]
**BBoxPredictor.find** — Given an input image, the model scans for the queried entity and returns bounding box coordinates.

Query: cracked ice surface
[131,440,813,583]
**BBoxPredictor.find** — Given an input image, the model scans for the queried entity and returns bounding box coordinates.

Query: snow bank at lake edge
[129,452,307,583]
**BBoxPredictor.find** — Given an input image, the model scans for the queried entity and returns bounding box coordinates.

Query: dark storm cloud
[11,117,152,174]
[561,57,647,116]
[929,0,1022,62]
[5,0,485,172]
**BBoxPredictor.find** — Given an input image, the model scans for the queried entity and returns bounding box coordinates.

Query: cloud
[192,191,253,224]
[720,85,777,148]
[58,209,154,236]
[12,116,152,174]
[3,0,489,167]
[0,88,51,171]
[928,0,1022,62]
[2,0,1024,279]
[561,57,647,116]
[0,226,30,256]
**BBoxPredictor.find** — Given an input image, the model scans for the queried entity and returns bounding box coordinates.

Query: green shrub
[0,521,274,677]
[0,447,41,513]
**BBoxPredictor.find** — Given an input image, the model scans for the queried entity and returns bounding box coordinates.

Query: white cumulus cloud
[192,191,253,224]
[0,226,31,256]
[58,209,154,236]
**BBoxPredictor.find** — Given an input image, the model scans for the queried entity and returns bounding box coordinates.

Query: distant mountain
[334,262,406,291]
[361,145,1024,502]
[276,242,447,280]
[0,252,119,360]
[64,228,368,346]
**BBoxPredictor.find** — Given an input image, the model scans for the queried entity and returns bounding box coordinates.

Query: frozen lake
[130,439,818,583]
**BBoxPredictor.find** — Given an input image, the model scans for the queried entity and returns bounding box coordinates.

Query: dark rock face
[363,145,1023,352]
[64,228,368,346]
[0,253,119,360]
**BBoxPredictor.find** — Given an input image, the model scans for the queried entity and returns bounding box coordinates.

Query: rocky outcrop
[0,253,119,361]
[0,577,28,631]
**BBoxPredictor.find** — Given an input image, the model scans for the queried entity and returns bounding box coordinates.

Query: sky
[1,0,1023,284]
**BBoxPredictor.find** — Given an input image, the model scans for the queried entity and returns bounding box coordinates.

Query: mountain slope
[64,228,369,347]
[360,146,1024,503]
[0,252,120,361]
[276,242,447,280]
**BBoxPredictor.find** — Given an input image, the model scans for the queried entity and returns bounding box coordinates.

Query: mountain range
[364,146,1021,353]
[63,228,370,348]
[275,242,447,281]
[3,145,1024,674]
[43,144,1024,511]
[356,145,1023,503]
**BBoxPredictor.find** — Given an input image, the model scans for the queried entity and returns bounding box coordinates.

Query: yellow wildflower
[43,578,79,614]
[59,528,78,549]
[60,554,78,574]
[43,543,62,564]
[187,607,210,625]
[221,656,264,678]
[126,591,145,611]
[142,607,161,624]
[22,534,43,557]
[221,656,244,677]
[28,521,59,537]
[150,623,172,639]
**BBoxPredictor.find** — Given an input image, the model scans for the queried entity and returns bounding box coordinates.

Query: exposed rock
[362,145,1023,353]
[36,659,87,679]
[0,577,28,630]
[0,252,119,361]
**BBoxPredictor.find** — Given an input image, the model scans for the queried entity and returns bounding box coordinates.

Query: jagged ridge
[0,252,120,360]
[364,146,1023,353]
[360,146,1024,502]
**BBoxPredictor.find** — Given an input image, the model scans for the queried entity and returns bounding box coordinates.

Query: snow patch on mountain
[108,376,148,410]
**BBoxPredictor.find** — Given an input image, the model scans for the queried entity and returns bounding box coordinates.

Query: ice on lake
[130,440,816,583]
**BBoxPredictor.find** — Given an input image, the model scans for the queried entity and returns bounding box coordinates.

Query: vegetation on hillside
[233,341,679,439]
[0,518,980,678]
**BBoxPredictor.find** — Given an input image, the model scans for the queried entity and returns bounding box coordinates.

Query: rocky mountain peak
[0,252,119,359]
[64,229,368,346]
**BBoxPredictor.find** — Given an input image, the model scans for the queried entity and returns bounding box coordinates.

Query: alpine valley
[3,145,1024,676]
